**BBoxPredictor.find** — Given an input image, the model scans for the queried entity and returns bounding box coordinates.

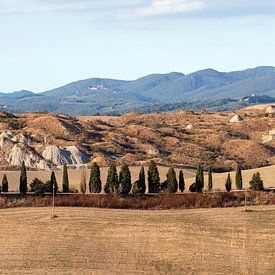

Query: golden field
[0,165,274,192]
[0,206,274,274]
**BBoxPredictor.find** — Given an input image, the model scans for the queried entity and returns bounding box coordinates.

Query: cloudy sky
[0,0,275,92]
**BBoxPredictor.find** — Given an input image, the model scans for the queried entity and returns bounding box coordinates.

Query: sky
[0,0,275,92]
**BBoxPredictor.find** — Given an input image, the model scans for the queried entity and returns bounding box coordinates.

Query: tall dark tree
[104,163,118,195]
[19,161,28,194]
[62,164,69,193]
[195,165,204,192]
[179,170,185,192]
[235,164,243,190]
[80,168,87,194]
[132,166,146,195]
[119,163,132,194]
[208,166,213,191]
[138,166,146,194]
[166,167,178,193]
[2,174,9,193]
[89,162,102,193]
[249,172,264,191]
[49,171,58,194]
[225,173,232,192]
[148,160,160,193]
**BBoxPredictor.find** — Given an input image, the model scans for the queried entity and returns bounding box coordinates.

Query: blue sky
[0,0,275,92]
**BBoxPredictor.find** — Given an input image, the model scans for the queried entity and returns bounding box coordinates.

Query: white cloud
[119,0,206,19]
[0,0,274,18]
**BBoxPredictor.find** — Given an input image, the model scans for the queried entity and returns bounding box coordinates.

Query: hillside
[1,105,275,170]
[1,66,275,115]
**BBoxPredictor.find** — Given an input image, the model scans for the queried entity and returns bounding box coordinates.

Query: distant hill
[1,66,275,115]
[0,90,35,99]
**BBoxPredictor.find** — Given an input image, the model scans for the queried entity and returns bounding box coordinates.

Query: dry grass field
[0,165,274,192]
[0,206,274,274]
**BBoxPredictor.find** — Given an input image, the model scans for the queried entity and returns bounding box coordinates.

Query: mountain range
[1,66,275,115]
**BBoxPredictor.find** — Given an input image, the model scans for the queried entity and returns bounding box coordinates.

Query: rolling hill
[1,105,275,171]
[1,66,275,115]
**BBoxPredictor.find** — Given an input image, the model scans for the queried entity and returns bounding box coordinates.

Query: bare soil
[0,206,274,274]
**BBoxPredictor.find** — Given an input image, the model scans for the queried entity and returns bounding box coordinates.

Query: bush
[249,172,264,191]
[30,178,48,196]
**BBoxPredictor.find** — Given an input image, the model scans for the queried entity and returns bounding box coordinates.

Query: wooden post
[52,183,55,218]
[244,188,247,211]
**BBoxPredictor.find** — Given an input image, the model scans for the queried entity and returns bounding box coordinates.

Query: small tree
[80,168,87,194]
[62,164,69,193]
[249,172,264,191]
[148,160,160,193]
[105,163,118,195]
[89,162,102,193]
[166,167,178,193]
[45,171,58,194]
[139,166,146,194]
[195,165,204,192]
[2,174,9,193]
[132,166,146,195]
[19,161,28,194]
[225,174,232,192]
[235,164,243,190]
[179,170,185,192]
[30,178,47,196]
[208,166,213,191]
[189,183,197,192]
[119,163,132,195]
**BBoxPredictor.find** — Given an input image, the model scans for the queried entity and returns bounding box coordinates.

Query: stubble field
[0,206,274,274]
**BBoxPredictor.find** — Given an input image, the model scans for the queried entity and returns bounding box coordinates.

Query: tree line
[0,161,265,195]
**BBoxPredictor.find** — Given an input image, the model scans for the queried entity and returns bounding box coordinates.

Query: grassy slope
[0,206,274,274]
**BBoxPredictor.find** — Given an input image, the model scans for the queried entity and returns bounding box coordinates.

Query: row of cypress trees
[0,161,254,195]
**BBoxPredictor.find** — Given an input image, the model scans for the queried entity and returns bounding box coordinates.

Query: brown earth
[1,105,275,170]
[0,206,274,274]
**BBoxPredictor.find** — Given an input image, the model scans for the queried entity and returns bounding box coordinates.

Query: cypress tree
[49,171,58,194]
[119,163,132,195]
[235,164,243,190]
[62,164,69,193]
[166,167,178,193]
[89,162,102,193]
[138,166,146,194]
[225,173,232,192]
[104,163,118,195]
[132,166,146,195]
[19,161,28,194]
[195,165,204,192]
[179,170,185,192]
[148,160,160,193]
[2,174,9,193]
[80,168,87,194]
[208,166,213,191]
